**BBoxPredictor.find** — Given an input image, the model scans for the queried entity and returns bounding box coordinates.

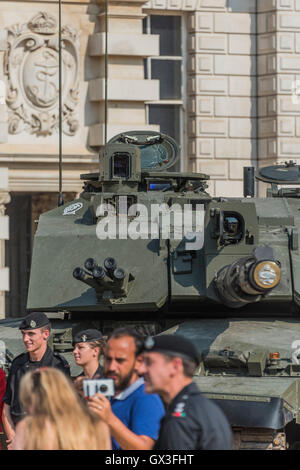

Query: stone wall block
[187,97,196,114]
[151,0,167,9]
[188,118,197,136]
[267,97,277,115]
[183,0,198,10]
[187,55,196,73]
[278,0,295,9]
[228,35,255,55]
[258,55,268,74]
[196,55,214,74]
[267,12,277,31]
[187,34,196,51]
[196,97,214,115]
[198,118,227,136]
[278,75,294,93]
[278,33,294,51]
[278,116,295,135]
[89,33,159,57]
[197,0,226,9]
[278,13,300,30]
[295,34,300,52]
[215,56,256,76]
[188,76,196,93]
[215,97,256,117]
[195,12,213,31]
[214,13,255,34]
[195,159,227,178]
[197,76,227,94]
[229,160,257,180]
[279,96,300,114]
[215,180,243,197]
[259,117,277,137]
[267,54,277,73]
[258,76,277,96]
[279,139,300,157]
[196,34,226,53]
[279,55,300,72]
[229,118,256,138]
[296,117,300,135]
[229,77,256,96]
[215,138,257,158]
[167,0,183,9]
[257,33,276,54]
[257,0,276,13]
[195,139,214,157]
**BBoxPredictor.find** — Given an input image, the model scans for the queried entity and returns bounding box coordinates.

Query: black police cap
[73,329,103,346]
[143,334,200,366]
[19,312,50,330]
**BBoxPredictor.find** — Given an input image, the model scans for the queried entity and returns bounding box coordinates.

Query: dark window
[151,59,182,100]
[150,15,181,56]
[148,105,180,142]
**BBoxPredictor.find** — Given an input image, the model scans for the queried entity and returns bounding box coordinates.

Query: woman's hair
[19,367,110,450]
[88,339,105,360]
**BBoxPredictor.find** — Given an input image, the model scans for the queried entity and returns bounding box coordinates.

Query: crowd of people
[0,311,232,450]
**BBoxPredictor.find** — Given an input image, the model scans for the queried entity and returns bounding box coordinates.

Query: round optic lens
[253,261,280,289]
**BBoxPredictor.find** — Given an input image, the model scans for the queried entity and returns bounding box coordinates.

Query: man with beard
[87,328,165,450]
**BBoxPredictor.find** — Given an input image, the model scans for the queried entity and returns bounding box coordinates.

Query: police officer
[73,329,104,396]
[2,312,70,450]
[138,334,232,450]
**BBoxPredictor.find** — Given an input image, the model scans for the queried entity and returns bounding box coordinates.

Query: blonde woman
[12,367,111,450]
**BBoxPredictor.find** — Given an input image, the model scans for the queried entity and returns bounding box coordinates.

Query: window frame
[144,12,187,172]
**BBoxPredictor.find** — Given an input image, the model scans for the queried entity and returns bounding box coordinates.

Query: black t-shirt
[3,345,70,425]
[154,382,232,450]
[76,364,103,380]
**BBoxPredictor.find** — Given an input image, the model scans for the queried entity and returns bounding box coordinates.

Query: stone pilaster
[0,28,7,144]
[257,0,300,195]
[186,0,257,197]
[88,0,160,147]
[0,169,10,319]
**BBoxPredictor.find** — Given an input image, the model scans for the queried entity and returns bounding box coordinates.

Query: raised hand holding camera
[83,378,115,398]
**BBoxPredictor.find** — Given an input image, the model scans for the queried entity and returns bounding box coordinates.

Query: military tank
[2,130,300,449]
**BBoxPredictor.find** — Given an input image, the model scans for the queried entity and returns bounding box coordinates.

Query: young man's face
[138,352,173,395]
[73,342,98,367]
[21,327,49,354]
[104,336,138,393]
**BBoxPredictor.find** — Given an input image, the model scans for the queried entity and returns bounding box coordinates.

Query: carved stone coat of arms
[4,12,80,136]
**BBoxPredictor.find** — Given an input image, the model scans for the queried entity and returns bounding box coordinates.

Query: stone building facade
[0,0,299,317]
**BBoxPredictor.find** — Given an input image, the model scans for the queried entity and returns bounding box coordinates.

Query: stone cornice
[0,154,99,164]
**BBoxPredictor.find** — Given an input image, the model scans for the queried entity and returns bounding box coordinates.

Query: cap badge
[82,334,87,342]
[144,336,155,350]
[30,320,36,328]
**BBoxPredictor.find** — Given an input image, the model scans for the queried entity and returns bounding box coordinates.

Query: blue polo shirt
[110,377,165,450]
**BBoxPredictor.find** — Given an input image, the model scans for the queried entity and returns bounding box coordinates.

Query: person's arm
[88,394,154,450]
[2,403,15,450]
[11,419,26,450]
